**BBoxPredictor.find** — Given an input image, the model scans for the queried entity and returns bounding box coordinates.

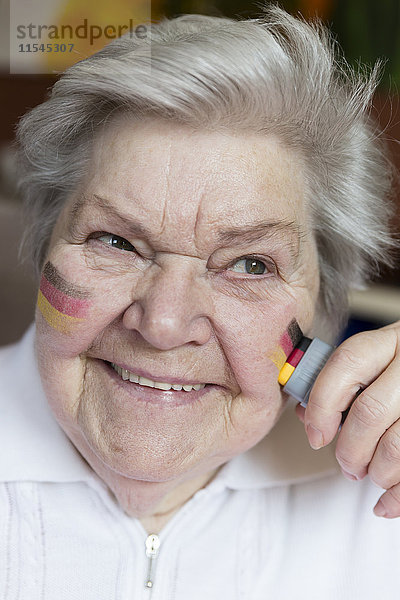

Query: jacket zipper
[144,534,160,590]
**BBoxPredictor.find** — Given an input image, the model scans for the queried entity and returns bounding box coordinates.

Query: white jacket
[1,325,400,599]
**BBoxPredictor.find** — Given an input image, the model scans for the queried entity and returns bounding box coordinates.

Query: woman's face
[35,117,320,491]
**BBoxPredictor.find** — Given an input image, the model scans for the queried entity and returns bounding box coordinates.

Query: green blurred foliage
[161,0,400,90]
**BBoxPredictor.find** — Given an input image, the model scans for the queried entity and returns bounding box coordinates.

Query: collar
[0,324,339,489]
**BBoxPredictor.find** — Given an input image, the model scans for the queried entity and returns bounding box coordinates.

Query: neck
[138,468,220,533]
[110,467,221,534]
[69,433,222,533]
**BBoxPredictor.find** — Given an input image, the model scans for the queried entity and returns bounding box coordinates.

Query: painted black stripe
[287,318,303,348]
[43,261,90,299]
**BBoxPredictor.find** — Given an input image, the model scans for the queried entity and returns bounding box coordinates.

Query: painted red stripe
[40,275,90,318]
[279,330,293,357]
[286,348,305,368]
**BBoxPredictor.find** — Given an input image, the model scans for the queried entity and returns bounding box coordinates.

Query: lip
[105,360,212,387]
[99,359,219,407]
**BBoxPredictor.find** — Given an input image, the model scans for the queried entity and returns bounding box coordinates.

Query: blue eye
[230,257,267,275]
[97,234,136,252]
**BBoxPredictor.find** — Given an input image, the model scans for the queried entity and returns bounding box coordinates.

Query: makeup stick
[278,336,353,428]
[279,337,334,407]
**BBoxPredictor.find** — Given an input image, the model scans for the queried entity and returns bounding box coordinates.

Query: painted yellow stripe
[268,346,287,370]
[37,290,84,334]
[278,362,295,386]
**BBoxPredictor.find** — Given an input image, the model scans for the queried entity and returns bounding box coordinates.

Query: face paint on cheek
[268,318,304,370]
[36,261,91,334]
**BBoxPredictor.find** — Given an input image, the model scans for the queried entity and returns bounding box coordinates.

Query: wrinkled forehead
[73,117,309,254]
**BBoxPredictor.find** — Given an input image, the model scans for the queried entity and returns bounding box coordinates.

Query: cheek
[34,253,137,423]
[35,250,136,358]
[211,291,315,401]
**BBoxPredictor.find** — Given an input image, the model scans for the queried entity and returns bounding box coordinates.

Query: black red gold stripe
[278,337,312,385]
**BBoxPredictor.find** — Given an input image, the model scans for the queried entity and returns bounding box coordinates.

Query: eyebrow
[67,193,152,240]
[67,193,303,259]
[216,221,301,250]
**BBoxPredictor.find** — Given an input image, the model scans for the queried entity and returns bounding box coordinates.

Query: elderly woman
[2,4,400,598]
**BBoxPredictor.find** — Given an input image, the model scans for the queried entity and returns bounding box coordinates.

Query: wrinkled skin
[34,117,322,532]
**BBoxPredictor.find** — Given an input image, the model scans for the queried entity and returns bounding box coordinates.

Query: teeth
[154,382,172,391]
[110,363,206,392]
[138,376,153,388]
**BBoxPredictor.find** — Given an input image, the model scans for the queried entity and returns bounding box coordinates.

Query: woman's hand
[295,320,400,518]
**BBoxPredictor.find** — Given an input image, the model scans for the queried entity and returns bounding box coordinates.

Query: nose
[122,258,213,350]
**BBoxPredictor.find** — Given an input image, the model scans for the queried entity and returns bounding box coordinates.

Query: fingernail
[306,424,324,449]
[373,500,387,518]
[341,468,357,481]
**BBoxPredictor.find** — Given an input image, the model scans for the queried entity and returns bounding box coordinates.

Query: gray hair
[16,4,398,338]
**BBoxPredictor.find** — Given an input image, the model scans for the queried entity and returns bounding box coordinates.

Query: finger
[295,403,305,423]
[368,418,400,490]
[304,327,399,449]
[334,357,400,478]
[374,481,400,519]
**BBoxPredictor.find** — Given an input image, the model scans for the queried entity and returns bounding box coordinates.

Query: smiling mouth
[106,361,208,393]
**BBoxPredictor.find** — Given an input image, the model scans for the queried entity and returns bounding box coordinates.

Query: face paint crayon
[269,318,303,370]
[37,261,91,333]
[278,336,312,385]
[279,337,333,407]
[277,327,356,428]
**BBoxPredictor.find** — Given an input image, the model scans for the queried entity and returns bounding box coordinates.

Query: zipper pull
[145,534,160,589]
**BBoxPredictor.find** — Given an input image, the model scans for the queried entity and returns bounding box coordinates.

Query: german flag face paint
[37,262,91,334]
[269,318,303,370]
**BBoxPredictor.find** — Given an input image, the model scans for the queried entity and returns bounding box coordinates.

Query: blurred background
[0,0,399,345]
